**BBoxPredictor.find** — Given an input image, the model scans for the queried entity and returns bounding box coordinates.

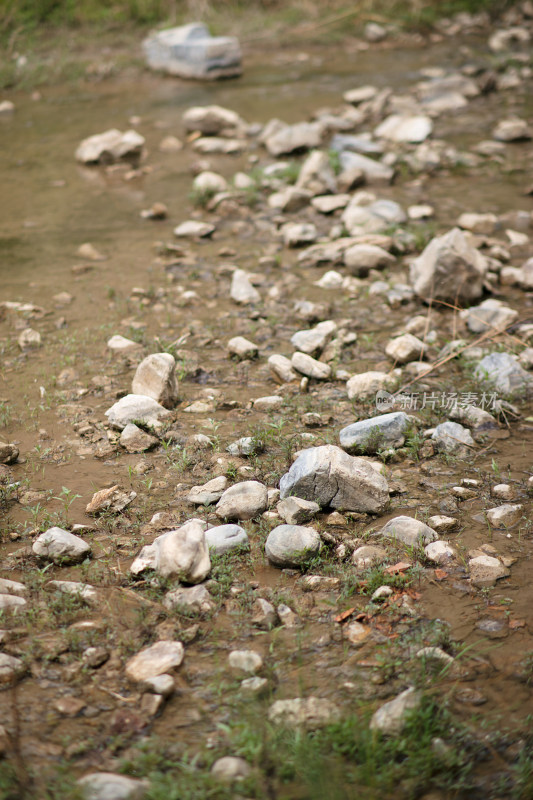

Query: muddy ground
[1,9,533,800]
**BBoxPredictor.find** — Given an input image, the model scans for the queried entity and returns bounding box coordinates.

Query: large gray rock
[410,227,488,303]
[143,23,242,80]
[216,481,268,520]
[279,444,389,513]
[339,412,411,454]
[33,527,91,564]
[132,353,179,408]
[78,772,148,800]
[460,299,518,334]
[431,421,475,457]
[265,524,321,568]
[205,524,249,555]
[379,515,438,546]
[75,129,144,165]
[105,394,170,431]
[474,352,533,396]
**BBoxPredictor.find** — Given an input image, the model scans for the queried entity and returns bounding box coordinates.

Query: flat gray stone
[143,23,242,80]
[216,481,268,520]
[339,412,411,454]
[370,687,420,735]
[205,524,249,555]
[474,352,533,396]
[125,640,184,682]
[78,773,148,800]
[105,394,170,432]
[432,421,475,457]
[277,496,320,525]
[33,527,91,564]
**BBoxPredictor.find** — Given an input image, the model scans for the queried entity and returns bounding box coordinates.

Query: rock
[379,516,437,546]
[311,194,350,214]
[372,585,393,601]
[205,524,249,554]
[33,527,91,564]
[107,335,142,356]
[282,222,318,248]
[370,687,420,735]
[0,442,18,464]
[163,584,214,614]
[159,135,183,153]
[343,86,378,104]
[105,394,170,432]
[0,594,26,611]
[240,676,269,696]
[152,520,211,583]
[296,150,337,194]
[183,104,245,135]
[268,697,340,729]
[265,122,323,157]
[410,227,488,303]
[174,220,215,238]
[0,578,26,595]
[230,269,261,304]
[252,598,278,630]
[469,555,509,587]
[228,336,258,359]
[486,504,523,528]
[86,485,136,515]
[279,444,389,513]
[54,697,86,717]
[342,197,405,235]
[78,773,148,800]
[268,186,311,212]
[143,24,241,79]
[132,353,179,408]
[424,540,456,563]
[491,484,515,502]
[431,421,475,457]
[344,244,395,276]
[192,170,227,194]
[375,115,432,143]
[187,476,228,506]
[291,352,331,380]
[493,118,532,142]
[265,524,321,568]
[352,545,388,568]
[460,299,518,333]
[339,412,411,454]
[120,423,159,453]
[277,496,320,525]
[338,151,394,184]
[18,328,41,349]
[365,21,387,41]
[210,757,251,783]
[216,481,268,520]
[290,321,337,355]
[47,580,99,606]
[0,100,15,114]
[344,621,371,646]
[448,404,498,434]
[0,653,25,685]
[457,212,499,235]
[228,650,263,674]
[474,352,533,396]
[253,395,283,412]
[77,242,106,261]
[125,640,184,683]
[489,26,531,52]
[227,437,262,457]
[385,334,425,364]
[75,129,145,164]
[268,354,298,383]
[428,515,458,533]
[142,674,175,697]
[346,371,396,400]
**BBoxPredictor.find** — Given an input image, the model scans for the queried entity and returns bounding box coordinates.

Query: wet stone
[265,524,321,568]
[228,650,263,674]
[105,394,170,432]
[187,476,228,505]
[486,504,523,528]
[205,524,249,555]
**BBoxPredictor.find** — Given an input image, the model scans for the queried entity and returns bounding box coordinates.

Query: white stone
[486,504,523,528]
[469,555,509,587]
[228,650,263,673]
[33,527,91,564]
[370,687,420,734]
[375,114,432,143]
[144,25,242,80]
[457,212,499,235]
[475,352,533,395]
[385,334,425,364]
[460,299,518,334]
[164,584,213,613]
[107,335,142,355]
[346,371,396,400]
[493,117,532,142]
[265,524,321,568]
[339,411,411,453]
[379,516,437,546]
[296,150,337,194]
[173,220,215,238]
[228,336,258,358]
[192,170,227,194]
[0,578,26,595]
[268,697,340,729]
[0,653,25,685]
[153,520,211,583]
[105,394,170,431]
[230,269,261,304]
[132,353,179,408]
[268,354,298,383]
[0,594,26,611]
[75,129,144,164]
[78,772,148,800]
[282,223,318,248]
[291,352,332,380]
[428,515,458,533]
[431,421,475,456]
[187,476,228,506]
[47,580,99,606]
[352,545,388,568]
[18,328,41,349]
[277,496,320,525]
[253,395,283,412]
[216,481,268,520]
[424,540,456,563]
[119,423,159,453]
[205,524,249,554]
[291,321,337,355]
[344,244,395,276]
[210,756,251,783]
[125,640,184,682]
[265,122,323,157]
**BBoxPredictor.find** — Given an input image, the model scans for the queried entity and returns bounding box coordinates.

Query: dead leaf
[434,568,448,581]
[509,618,526,630]
[384,561,411,574]
[335,607,356,623]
